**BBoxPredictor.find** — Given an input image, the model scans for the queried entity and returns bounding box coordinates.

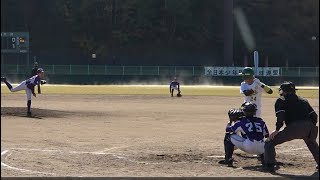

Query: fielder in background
[170,77,181,97]
[1,68,45,117]
[263,81,319,172]
[219,102,270,167]
[239,67,273,118]
[31,62,46,85]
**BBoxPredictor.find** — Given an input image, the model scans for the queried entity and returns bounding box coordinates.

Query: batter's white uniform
[240,78,263,117]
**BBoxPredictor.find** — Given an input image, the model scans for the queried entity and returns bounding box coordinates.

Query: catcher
[218,102,270,167]
[170,77,182,97]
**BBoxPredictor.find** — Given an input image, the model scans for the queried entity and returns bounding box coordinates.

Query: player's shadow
[1,107,73,119]
[242,164,319,178]
[270,171,319,179]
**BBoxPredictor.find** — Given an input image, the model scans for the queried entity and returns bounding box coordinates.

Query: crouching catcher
[219,102,270,167]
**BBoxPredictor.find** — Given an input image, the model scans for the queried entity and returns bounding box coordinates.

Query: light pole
[312,36,317,66]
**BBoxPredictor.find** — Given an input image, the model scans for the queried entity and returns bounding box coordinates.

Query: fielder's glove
[228,108,244,123]
[177,92,182,97]
[40,80,47,85]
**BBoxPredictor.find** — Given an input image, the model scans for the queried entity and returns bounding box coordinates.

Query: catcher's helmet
[228,108,237,117]
[241,102,257,117]
[279,81,296,94]
[228,108,244,118]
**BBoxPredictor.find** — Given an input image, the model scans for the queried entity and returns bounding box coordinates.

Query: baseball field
[1,85,319,177]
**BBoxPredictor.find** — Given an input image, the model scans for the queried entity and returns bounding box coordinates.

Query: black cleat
[262,163,276,172]
[1,77,6,82]
[218,159,233,167]
[27,112,32,117]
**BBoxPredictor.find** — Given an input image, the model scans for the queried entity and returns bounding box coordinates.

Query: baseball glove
[40,80,47,85]
[177,92,182,97]
[228,108,244,122]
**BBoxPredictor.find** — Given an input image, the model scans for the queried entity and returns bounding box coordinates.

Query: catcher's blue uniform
[220,115,270,166]
[227,116,269,142]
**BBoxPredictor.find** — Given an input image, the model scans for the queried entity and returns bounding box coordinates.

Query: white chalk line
[8,146,152,164]
[5,147,210,166]
[207,155,225,158]
[1,150,9,155]
[1,150,55,175]
[2,146,310,175]
[278,147,307,153]
[2,146,165,172]
[4,151,12,161]
[1,146,133,175]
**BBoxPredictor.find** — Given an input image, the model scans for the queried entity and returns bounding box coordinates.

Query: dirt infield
[1,94,319,177]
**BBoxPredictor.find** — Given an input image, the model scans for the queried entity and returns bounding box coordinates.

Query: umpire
[263,81,319,172]
[31,61,39,77]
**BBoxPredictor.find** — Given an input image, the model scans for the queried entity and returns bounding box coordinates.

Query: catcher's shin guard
[259,154,265,165]
[224,133,235,161]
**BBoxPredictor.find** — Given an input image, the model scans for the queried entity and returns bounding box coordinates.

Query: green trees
[1,0,318,66]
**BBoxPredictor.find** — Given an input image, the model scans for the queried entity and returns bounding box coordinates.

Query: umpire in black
[31,61,39,77]
[263,81,319,172]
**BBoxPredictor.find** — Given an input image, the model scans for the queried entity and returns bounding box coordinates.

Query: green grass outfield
[1,84,319,98]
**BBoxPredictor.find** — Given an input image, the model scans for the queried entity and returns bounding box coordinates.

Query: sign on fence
[204,67,280,76]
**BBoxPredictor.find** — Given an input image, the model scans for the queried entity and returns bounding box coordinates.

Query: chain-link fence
[1,64,318,77]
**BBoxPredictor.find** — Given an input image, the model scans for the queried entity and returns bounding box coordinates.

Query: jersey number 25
[245,122,262,132]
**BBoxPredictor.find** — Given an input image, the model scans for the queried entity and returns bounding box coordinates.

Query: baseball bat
[254,51,259,76]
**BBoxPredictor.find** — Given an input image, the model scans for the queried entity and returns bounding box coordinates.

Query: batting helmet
[239,67,255,80]
[241,102,257,117]
[279,81,296,94]
[239,67,255,76]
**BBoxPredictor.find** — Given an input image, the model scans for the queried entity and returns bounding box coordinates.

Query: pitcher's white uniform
[240,78,263,117]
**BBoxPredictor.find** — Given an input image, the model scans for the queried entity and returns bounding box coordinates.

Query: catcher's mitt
[228,108,244,122]
[177,92,182,97]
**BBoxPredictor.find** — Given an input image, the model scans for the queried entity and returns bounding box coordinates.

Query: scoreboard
[1,32,29,53]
